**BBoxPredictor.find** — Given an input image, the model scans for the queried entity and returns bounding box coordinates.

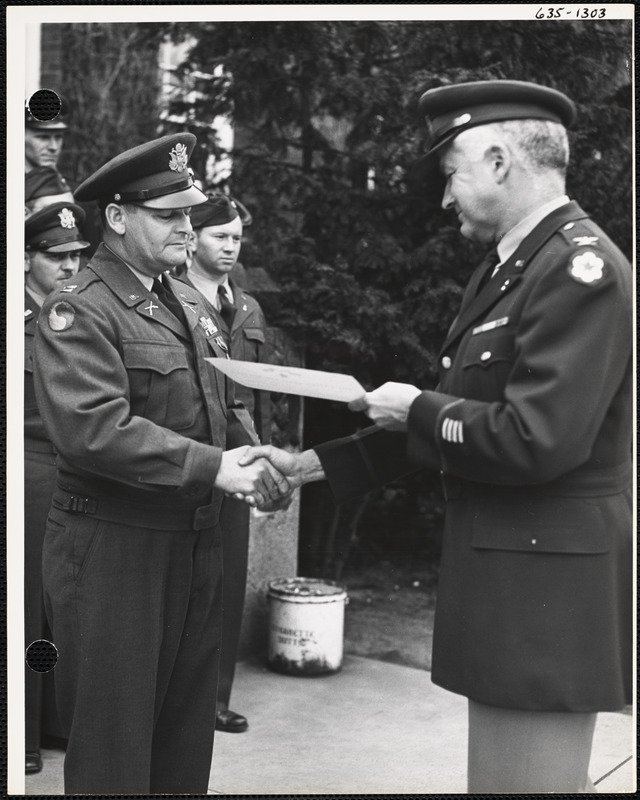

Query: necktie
[217,284,236,329]
[152,276,184,322]
[475,247,501,295]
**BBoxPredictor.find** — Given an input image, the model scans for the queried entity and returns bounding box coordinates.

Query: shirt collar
[187,271,233,308]
[497,195,570,264]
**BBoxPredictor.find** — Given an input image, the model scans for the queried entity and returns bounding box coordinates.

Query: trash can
[267,577,348,676]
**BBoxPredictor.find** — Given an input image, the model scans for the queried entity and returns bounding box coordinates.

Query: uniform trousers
[42,504,223,794]
[468,700,597,793]
[217,497,250,710]
[24,452,59,751]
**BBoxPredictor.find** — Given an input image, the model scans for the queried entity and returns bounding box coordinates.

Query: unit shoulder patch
[568,251,604,285]
[48,301,75,331]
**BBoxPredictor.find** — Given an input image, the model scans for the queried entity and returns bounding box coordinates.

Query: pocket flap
[242,327,266,343]
[471,498,608,554]
[122,341,189,374]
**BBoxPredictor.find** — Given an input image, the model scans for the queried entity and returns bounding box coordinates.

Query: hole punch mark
[27,89,62,122]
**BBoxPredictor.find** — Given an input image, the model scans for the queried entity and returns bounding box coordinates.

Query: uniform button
[441,356,452,369]
[563,222,575,230]
[515,260,525,268]
[480,351,491,361]
[531,538,537,545]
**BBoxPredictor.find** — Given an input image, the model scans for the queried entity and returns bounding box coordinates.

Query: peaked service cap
[190,194,241,229]
[25,201,90,254]
[414,80,576,201]
[74,133,207,210]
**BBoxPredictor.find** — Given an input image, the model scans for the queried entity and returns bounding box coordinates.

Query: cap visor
[139,184,208,210]
[42,240,91,253]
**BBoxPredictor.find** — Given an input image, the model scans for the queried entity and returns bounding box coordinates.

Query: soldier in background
[178,194,271,734]
[25,102,67,174]
[24,203,90,774]
[25,166,74,217]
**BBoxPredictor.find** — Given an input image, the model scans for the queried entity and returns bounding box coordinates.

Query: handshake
[213,445,325,511]
[215,380,423,510]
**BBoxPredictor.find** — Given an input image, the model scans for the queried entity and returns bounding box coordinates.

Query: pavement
[25,654,636,795]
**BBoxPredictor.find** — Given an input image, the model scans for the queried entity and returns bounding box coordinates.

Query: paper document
[206,359,366,402]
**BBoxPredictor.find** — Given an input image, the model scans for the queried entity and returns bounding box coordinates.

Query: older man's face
[25,129,65,171]
[119,204,193,277]
[440,129,502,244]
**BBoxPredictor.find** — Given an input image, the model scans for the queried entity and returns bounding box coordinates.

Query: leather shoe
[216,708,248,733]
[26,750,42,774]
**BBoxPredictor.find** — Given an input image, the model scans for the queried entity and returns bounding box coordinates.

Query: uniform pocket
[237,327,265,361]
[461,332,514,401]
[471,497,609,554]
[122,340,196,430]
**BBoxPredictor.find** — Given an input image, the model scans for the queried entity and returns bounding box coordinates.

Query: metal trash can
[267,577,348,676]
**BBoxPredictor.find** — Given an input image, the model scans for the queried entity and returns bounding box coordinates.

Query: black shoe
[216,708,248,733]
[26,750,42,774]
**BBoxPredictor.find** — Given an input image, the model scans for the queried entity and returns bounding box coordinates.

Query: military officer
[25,102,67,174]
[33,133,291,794]
[240,80,632,793]
[178,194,271,734]
[24,203,90,774]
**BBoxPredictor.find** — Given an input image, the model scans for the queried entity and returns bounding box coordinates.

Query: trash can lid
[268,577,346,598]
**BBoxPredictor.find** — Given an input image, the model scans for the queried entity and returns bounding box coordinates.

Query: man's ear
[104,203,127,235]
[487,144,511,185]
[24,252,32,274]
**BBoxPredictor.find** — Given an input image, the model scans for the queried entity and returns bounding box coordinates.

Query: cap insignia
[58,208,76,229]
[569,251,604,285]
[169,143,188,173]
[453,112,471,127]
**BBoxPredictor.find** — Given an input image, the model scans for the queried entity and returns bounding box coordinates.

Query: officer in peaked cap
[33,133,290,794]
[25,96,69,173]
[24,201,89,775]
[242,79,632,792]
[178,193,271,737]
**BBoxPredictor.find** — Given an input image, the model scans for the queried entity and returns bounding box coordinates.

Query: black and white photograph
[6,3,636,796]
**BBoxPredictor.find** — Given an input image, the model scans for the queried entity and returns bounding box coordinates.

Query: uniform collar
[103,243,155,291]
[497,195,570,265]
[186,270,233,308]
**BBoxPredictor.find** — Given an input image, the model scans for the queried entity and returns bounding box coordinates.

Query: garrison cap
[190,194,240,229]
[74,133,207,210]
[414,80,576,199]
[26,167,73,202]
[25,202,90,254]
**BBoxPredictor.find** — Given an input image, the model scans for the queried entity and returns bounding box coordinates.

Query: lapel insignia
[472,317,509,335]
[61,285,78,293]
[144,301,159,316]
[573,236,599,246]
[24,309,33,318]
[569,251,604,285]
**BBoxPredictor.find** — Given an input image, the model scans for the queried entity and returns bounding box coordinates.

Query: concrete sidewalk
[25,655,636,795]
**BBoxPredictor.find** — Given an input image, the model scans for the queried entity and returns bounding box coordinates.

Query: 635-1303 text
[536,6,607,18]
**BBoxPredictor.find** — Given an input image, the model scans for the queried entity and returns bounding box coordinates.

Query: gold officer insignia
[569,251,604,285]
[48,301,75,331]
[24,309,33,318]
[58,208,76,229]
[168,143,188,173]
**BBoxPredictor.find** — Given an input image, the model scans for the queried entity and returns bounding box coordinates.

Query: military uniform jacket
[34,244,257,507]
[316,201,632,711]
[25,290,55,455]
[179,274,271,442]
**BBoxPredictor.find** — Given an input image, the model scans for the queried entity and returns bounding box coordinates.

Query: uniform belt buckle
[68,495,97,514]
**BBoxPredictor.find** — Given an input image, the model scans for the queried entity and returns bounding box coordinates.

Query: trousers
[43,504,223,794]
[468,700,597,793]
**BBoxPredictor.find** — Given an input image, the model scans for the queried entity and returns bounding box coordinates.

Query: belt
[51,488,218,531]
[441,461,631,502]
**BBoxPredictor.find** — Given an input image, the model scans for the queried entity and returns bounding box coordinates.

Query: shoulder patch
[568,251,604,285]
[48,301,75,331]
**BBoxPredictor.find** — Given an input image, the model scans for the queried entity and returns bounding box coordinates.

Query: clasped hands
[216,382,421,510]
